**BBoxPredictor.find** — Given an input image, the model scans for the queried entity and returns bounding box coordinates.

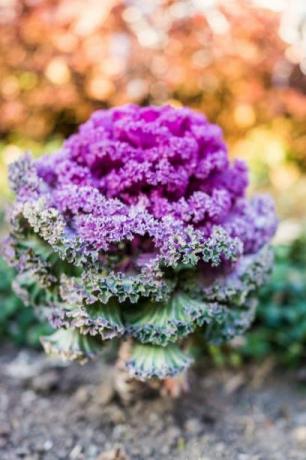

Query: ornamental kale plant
[4,105,277,381]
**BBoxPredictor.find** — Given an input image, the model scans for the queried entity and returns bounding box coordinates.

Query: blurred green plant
[0,256,51,348]
[241,230,306,366]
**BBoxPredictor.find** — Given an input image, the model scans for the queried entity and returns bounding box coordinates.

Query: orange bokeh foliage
[0,0,305,174]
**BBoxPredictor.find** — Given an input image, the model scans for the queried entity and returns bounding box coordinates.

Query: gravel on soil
[1,345,306,460]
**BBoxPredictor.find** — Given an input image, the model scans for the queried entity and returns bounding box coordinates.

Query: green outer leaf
[204,297,257,345]
[125,342,193,380]
[201,245,274,305]
[124,292,222,346]
[50,300,125,340]
[40,328,101,363]
[60,269,173,306]
[73,301,125,339]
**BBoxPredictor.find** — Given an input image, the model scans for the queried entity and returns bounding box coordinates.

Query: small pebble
[97,382,115,406]
[44,440,54,451]
[30,371,59,393]
[74,386,91,405]
[16,446,31,456]
[292,426,306,443]
[112,424,127,440]
[0,422,10,436]
[108,406,126,424]
[185,417,202,435]
[167,426,181,443]
[70,444,83,459]
[96,447,129,460]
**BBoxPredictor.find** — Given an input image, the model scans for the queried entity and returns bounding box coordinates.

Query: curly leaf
[124,292,222,346]
[202,245,273,305]
[49,300,125,340]
[204,297,257,345]
[40,328,101,363]
[125,342,193,380]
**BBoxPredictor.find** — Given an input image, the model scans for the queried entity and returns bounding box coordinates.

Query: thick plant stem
[114,341,133,403]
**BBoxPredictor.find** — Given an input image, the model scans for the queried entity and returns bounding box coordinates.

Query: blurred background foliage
[0,211,52,347]
[0,256,51,347]
[241,226,306,366]
[0,0,305,365]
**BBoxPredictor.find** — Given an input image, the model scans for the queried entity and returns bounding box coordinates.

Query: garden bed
[1,346,306,460]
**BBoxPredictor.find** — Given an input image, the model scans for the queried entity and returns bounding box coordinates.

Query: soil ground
[1,346,306,460]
